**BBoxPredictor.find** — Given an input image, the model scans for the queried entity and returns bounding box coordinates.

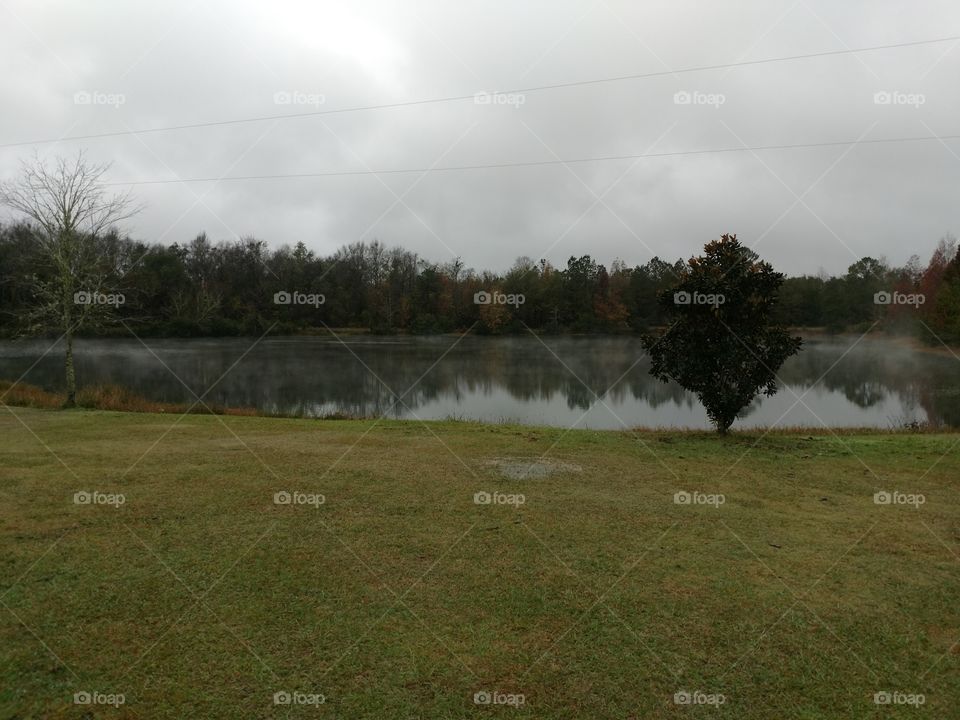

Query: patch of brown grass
[0,380,63,409]
[0,380,261,417]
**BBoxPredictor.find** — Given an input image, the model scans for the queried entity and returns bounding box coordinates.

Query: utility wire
[4,33,959,150]
[102,132,960,186]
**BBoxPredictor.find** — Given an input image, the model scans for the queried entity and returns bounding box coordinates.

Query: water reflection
[0,335,955,429]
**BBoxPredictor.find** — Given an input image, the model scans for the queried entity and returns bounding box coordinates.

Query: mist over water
[1,335,955,429]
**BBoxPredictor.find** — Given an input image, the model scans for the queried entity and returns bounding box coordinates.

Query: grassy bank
[0,381,260,416]
[1,409,958,718]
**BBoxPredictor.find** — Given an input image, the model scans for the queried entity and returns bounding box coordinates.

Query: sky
[1,0,959,276]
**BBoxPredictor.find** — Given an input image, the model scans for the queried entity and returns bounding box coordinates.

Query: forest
[1,222,957,342]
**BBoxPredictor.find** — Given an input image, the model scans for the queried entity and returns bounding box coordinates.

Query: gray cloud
[2,0,958,275]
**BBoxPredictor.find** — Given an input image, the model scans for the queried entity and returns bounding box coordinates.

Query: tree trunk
[64,329,76,408]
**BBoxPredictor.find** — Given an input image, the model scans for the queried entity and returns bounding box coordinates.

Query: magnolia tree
[0,153,140,406]
[642,234,802,434]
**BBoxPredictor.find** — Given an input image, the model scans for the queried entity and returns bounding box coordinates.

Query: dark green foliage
[642,234,803,433]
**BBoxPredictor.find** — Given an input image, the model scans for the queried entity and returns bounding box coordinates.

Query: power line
[4,33,959,150]
[103,132,960,186]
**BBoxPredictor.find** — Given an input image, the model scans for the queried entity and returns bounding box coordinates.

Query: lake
[0,335,957,430]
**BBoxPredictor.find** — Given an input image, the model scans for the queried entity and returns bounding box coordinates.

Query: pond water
[0,335,957,430]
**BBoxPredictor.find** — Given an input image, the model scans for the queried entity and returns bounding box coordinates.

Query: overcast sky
[2,0,958,275]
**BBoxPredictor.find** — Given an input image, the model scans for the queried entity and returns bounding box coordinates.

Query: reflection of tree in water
[794,349,889,408]
[625,373,697,411]
[0,335,956,426]
[930,389,960,426]
[778,338,957,424]
[845,381,886,409]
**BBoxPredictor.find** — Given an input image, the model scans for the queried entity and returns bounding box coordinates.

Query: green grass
[1,409,958,718]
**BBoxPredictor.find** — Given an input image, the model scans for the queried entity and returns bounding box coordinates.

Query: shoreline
[1,382,953,435]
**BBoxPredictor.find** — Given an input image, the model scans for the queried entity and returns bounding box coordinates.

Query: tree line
[1,223,957,341]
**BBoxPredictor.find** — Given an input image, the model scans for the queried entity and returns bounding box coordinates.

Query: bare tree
[0,152,141,406]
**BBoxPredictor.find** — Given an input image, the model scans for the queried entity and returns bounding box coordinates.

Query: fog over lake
[1,335,956,429]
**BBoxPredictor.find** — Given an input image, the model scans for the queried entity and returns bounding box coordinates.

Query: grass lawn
[1,409,958,718]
